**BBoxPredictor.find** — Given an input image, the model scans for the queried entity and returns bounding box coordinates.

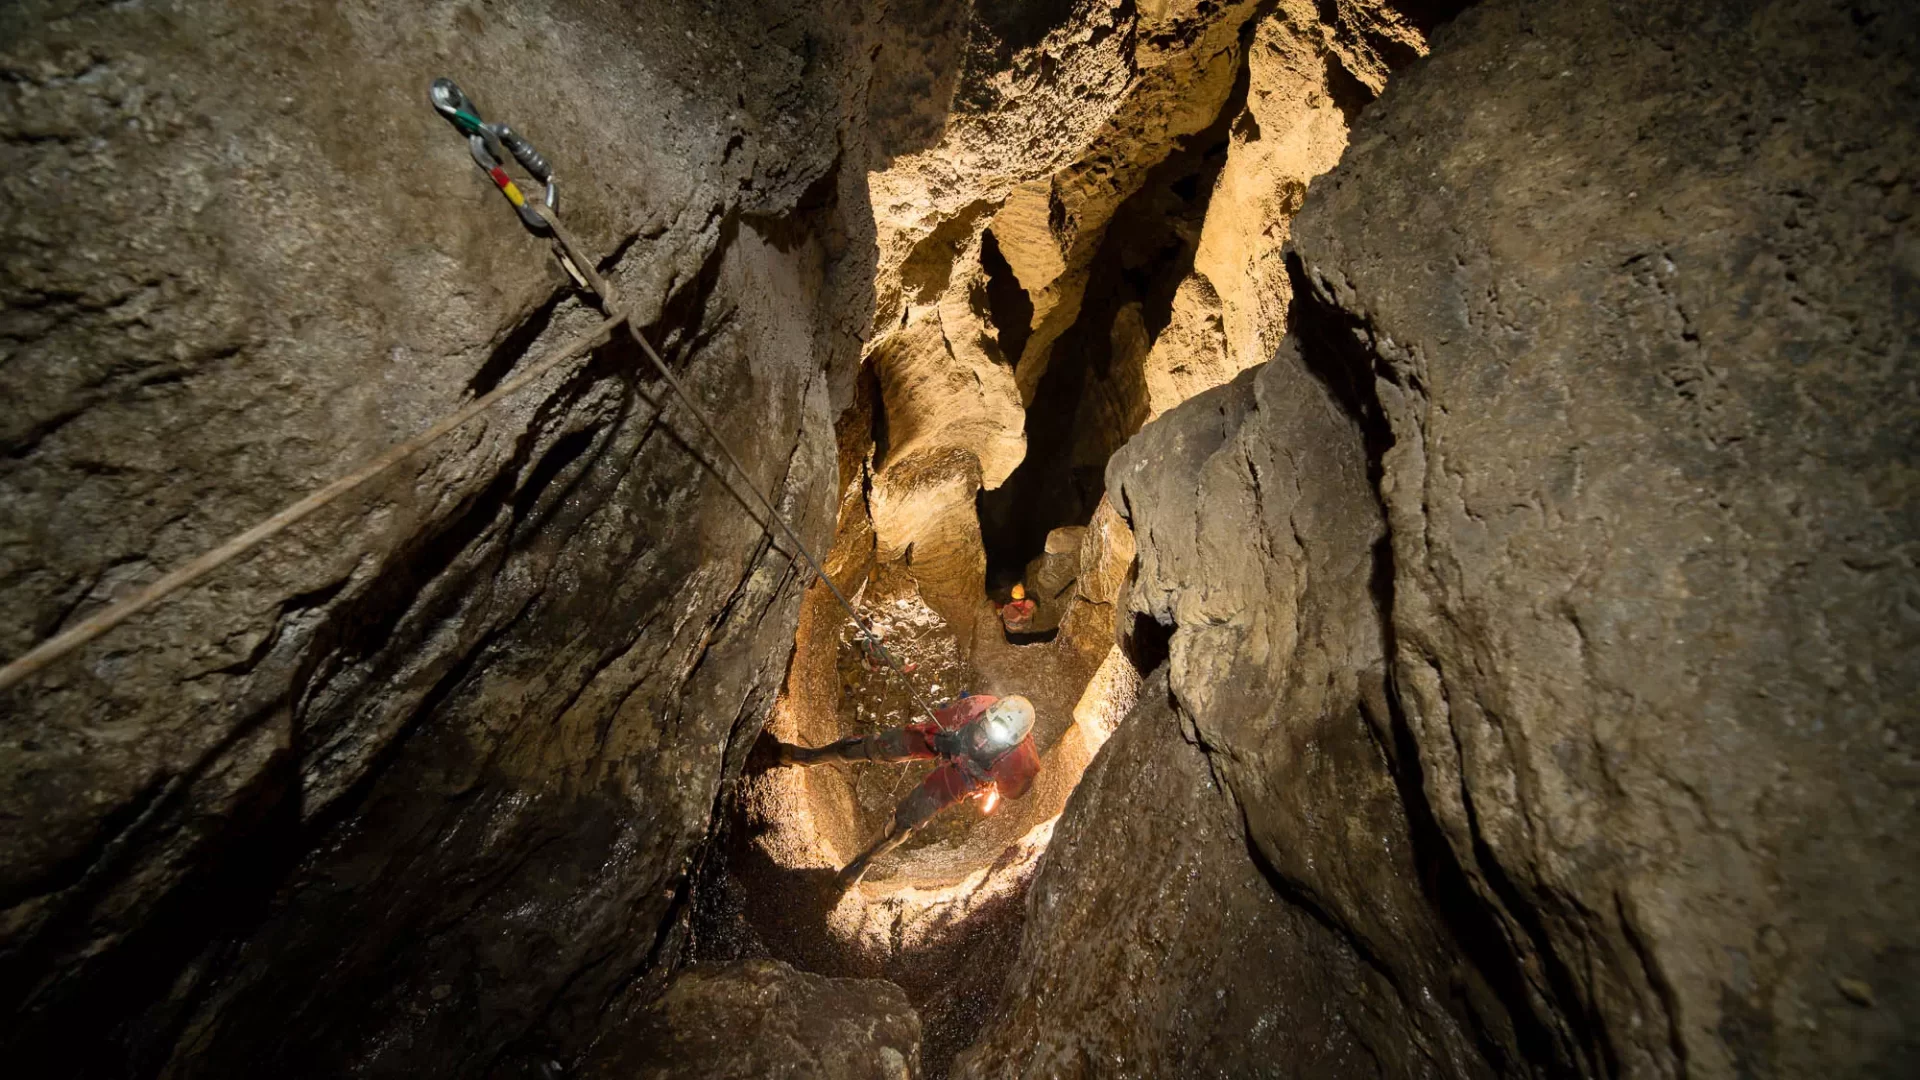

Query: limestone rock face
[583,959,923,1080]
[954,672,1403,1078]
[0,0,892,1074]
[1287,1,1920,1074]
[866,0,1450,643]
[1015,525,1084,633]
[1143,0,1429,417]
[963,348,1519,1076]
[1073,497,1135,610]
[979,0,1264,400]
[863,0,1276,618]
[964,2,1917,1076]
[867,446,988,637]
[1143,352,1516,1073]
[8,0,1914,1076]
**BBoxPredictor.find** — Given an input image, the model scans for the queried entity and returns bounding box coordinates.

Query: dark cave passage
[694,559,1125,1078]
[977,77,1238,591]
[696,44,1254,1072]
[978,229,1033,369]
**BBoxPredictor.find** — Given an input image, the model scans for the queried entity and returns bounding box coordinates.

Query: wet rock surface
[581,958,923,1080]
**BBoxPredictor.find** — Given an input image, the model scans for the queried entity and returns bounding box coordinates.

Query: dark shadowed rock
[0,0,899,1075]
[583,958,922,1080]
[6,0,1914,1076]
[961,350,1521,1076]
[1289,0,1920,1074]
[955,670,1408,1078]
[963,1,1916,1076]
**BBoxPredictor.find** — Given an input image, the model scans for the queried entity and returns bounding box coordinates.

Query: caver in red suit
[776,694,1040,886]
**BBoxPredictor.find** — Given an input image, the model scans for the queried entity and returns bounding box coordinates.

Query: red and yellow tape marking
[487,165,527,207]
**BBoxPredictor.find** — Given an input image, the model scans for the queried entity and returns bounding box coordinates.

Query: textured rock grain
[863,0,1275,618]
[954,672,1390,1078]
[0,0,891,1075]
[583,958,923,1080]
[963,351,1515,1076]
[963,3,1916,1076]
[1285,0,1920,1074]
[1142,0,1430,417]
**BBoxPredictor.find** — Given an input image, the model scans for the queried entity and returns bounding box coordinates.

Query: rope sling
[0,79,945,728]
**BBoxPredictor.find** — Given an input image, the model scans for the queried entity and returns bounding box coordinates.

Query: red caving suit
[849,694,1041,832]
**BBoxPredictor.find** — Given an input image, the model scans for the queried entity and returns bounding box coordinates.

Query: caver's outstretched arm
[774,726,935,766]
[772,694,1037,888]
[772,694,997,766]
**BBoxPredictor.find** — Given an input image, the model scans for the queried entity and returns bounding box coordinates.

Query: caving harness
[930,695,1035,773]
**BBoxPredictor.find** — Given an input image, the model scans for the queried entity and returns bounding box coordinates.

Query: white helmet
[973,695,1035,758]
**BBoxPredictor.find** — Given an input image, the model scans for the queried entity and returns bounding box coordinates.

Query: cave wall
[962,347,1510,1078]
[581,958,924,1080]
[1289,0,1920,1073]
[862,0,1271,626]
[958,670,1411,1077]
[865,0,1457,628]
[7,0,1913,1075]
[966,0,1919,1075]
[0,0,911,1074]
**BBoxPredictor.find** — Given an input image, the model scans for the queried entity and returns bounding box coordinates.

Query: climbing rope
[0,313,627,692]
[515,146,945,727]
[424,78,941,724]
[0,77,945,731]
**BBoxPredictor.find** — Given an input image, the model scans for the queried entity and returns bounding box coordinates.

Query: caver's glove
[932,728,971,757]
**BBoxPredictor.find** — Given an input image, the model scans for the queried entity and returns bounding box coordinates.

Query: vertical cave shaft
[1,1,1915,1079]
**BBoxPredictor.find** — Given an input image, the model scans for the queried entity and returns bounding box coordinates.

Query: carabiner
[430,78,557,233]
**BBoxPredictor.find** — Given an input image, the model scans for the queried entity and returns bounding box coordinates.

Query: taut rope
[0,313,626,692]
[2,77,944,729]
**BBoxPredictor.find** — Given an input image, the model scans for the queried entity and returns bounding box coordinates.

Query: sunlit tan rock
[1075,496,1136,608]
[1141,3,1430,418]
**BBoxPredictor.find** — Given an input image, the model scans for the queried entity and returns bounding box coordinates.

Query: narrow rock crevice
[1286,246,1580,1071]
[977,72,1239,586]
[4,1,1915,1078]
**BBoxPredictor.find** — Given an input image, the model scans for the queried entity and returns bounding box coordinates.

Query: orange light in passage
[979,788,1000,815]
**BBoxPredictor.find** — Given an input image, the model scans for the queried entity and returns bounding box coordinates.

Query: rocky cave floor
[689,560,1111,1077]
